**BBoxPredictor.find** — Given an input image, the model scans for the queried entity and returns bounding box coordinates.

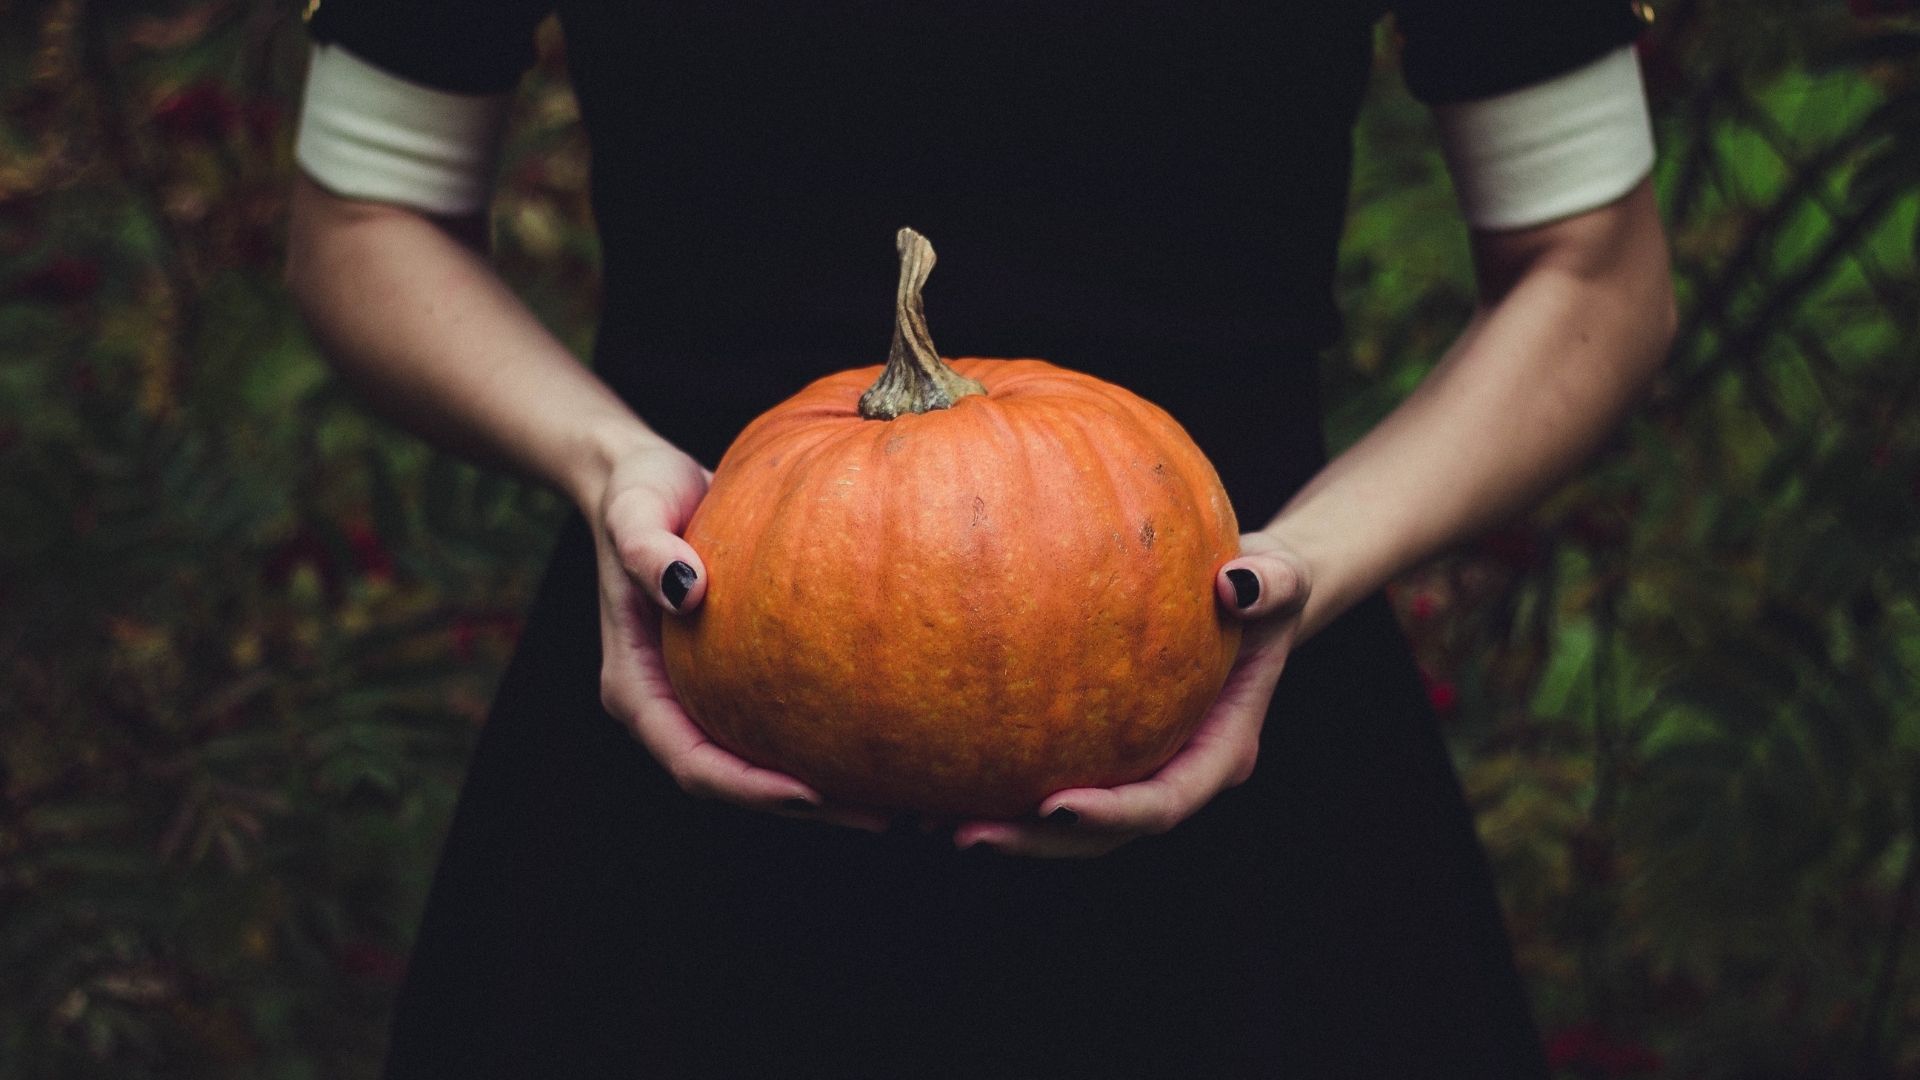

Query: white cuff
[294,42,511,216]
[1433,45,1656,231]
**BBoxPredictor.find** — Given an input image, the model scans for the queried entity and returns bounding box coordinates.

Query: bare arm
[282,172,886,830]
[1270,176,1677,642]
[281,172,660,510]
[963,177,1675,856]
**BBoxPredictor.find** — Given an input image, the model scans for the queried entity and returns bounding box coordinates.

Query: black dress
[308,2,1645,1075]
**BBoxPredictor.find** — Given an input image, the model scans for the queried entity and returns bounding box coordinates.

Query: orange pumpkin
[660,229,1241,819]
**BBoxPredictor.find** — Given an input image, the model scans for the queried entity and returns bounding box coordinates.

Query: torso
[553,1,1384,519]
[379,9,1554,1076]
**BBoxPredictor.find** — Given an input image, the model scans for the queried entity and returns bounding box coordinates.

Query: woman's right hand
[589,438,890,833]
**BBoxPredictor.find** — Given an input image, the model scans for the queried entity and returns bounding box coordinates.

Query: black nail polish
[1047,806,1079,826]
[662,561,696,610]
[780,796,815,813]
[1226,568,1259,609]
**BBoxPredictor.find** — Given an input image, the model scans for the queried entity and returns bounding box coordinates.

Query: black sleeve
[305,0,555,95]
[1393,0,1650,104]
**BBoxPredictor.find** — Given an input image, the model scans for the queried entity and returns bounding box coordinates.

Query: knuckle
[597,671,625,719]
[602,482,653,522]
[1226,748,1260,788]
[670,762,719,801]
[1268,560,1298,597]
[614,536,655,576]
[1142,804,1182,836]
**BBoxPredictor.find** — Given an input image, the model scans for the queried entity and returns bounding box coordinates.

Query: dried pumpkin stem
[858,227,988,420]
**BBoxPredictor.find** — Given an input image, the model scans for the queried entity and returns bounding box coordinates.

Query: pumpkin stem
[858,227,988,420]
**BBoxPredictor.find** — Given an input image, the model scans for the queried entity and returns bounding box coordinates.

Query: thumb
[1216,551,1309,622]
[610,518,709,614]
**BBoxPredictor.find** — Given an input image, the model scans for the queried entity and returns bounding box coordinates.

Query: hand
[590,439,889,833]
[950,530,1312,857]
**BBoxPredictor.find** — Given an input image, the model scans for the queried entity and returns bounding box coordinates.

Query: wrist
[558,412,674,514]
[1258,516,1382,645]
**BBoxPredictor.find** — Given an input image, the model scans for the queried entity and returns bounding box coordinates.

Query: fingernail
[781,796,816,813]
[1047,805,1079,826]
[1226,568,1259,609]
[662,561,696,610]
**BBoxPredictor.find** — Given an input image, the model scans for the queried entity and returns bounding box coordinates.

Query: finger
[611,519,708,614]
[595,601,791,806]
[951,753,1227,858]
[606,664,890,831]
[1037,741,1235,838]
[954,775,1207,858]
[669,742,891,832]
[667,738,814,800]
[1216,551,1309,621]
[963,691,1270,859]
[595,518,881,831]
[773,800,893,834]
[604,643,885,827]
[951,818,1131,859]
[955,756,1253,857]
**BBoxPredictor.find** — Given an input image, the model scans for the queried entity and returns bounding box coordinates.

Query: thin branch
[1856,834,1920,1078]
[75,2,224,394]
[1730,92,1912,318]
[1673,174,1911,412]
[1671,124,1884,373]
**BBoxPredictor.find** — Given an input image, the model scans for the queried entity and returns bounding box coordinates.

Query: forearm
[1269,180,1676,643]
[282,173,658,510]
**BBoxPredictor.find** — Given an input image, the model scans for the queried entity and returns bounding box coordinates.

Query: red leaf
[1545,1022,1603,1067]
[341,519,395,583]
[1419,668,1459,716]
[451,617,479,661]
[1545,1021,1663,1075]
[16,255,102,304]
[452,610,526,660]
[244,101,283,144]
[1476,525,1544,571]
[334,940,408,985]
[153,80,240,141]
[262,527,341,601]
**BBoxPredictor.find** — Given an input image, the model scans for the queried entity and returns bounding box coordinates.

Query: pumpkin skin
[660,357,1242,820]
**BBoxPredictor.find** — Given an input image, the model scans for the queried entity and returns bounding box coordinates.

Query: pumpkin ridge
[944,396,1055,766]
[742,438,883,767]
[741,424,882,635]
[1060,403,1176,707]
[722,367,884,466]
[1055,375,1189,441]
[953,357,1046,394]
[1044,403,1128,749]
[1053,375,1233,552]
[728,393,863,464]
[964,379,1028,453]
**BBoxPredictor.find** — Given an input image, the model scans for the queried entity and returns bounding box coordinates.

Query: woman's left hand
[950,530,1313,858]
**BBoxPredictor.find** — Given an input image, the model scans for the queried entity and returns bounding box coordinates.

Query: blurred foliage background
[1,0,1917,1077]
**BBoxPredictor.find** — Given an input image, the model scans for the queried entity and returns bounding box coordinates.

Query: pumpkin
[660,229,1241,819]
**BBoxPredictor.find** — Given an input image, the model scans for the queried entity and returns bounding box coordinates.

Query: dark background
[3,1,1919,1076]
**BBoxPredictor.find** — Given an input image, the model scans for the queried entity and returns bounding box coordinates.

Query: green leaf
[1530,619,1595,720]
[366,445,414,547]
